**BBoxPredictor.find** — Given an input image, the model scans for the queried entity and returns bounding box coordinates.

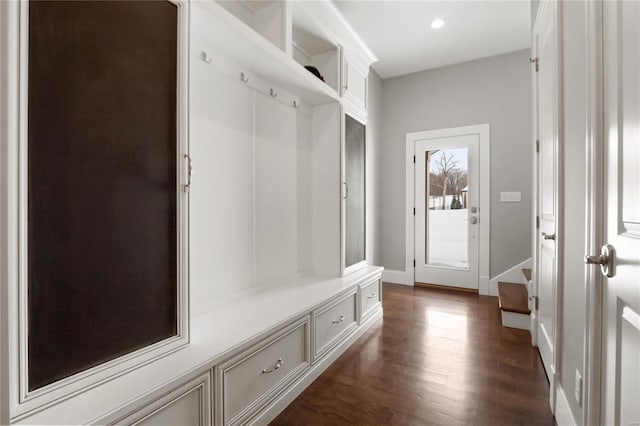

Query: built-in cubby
[291,2,341,94]
[215,0,288,52]
[190,9,342,314]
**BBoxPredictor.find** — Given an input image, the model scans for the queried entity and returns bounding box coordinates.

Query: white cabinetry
[215,317,310,426]
[108,374,212,426]
[342,53,369,113]
[313,291,358,359]
[216,1,289,52]
[359,278,382,322]
[0,1,380,424]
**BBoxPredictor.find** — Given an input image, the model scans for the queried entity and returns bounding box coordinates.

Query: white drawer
[110,372,212,426]
[359,278,381,321]
[216,316,310,426]
[313,291,357,359]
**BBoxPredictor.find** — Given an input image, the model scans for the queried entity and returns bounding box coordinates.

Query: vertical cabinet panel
[296,111,313,273]
[189,11,256,314]
[344,115,366,269]
[26,1,181,392]
[255,93,299,284]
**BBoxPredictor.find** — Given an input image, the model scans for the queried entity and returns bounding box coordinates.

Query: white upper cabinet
[292,0,376,114]
[209,0,376,109]
[342,52,369,113]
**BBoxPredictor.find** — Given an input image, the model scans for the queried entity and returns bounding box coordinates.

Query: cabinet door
[26,0,186,393]
[342,55,368,112]
[344,115,366,270]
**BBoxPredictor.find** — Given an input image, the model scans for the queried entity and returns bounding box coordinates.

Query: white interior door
[414,132,479,290]
[533,0,558,389]
[599,2,640,424]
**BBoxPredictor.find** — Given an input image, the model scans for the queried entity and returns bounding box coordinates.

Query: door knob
[542,232,555,240]
[585,244,616,278]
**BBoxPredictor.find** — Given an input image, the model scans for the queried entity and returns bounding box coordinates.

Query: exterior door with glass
[414,131,480,289]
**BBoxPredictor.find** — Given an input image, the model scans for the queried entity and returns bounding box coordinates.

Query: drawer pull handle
[262,358,284,374]
[332,315,346,324]
[367,293,377,299]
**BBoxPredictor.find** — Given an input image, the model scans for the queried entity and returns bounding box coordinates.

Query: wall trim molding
[555,384,578,426]
[381,269,412,286]
[488,258,532,296]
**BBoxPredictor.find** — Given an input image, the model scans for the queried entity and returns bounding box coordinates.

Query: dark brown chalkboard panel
[27,1,178,391]
[345,115,366,268]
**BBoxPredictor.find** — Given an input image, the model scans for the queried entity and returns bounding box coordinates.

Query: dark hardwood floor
[271,283,554,426]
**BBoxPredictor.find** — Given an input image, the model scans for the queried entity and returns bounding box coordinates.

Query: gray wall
[380,50,533,277]
[366,70,383,266]
[531,0,540,27]
[559,1,587,422]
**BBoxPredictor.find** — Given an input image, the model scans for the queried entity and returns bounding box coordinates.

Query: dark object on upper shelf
[304,65,325,82]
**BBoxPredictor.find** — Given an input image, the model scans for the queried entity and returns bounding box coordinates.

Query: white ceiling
[333,1,531,79]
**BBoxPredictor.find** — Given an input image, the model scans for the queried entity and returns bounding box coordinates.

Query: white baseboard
[555,384,578,426]
[479,276,490,295]
[530,310,538,346]
[501,310,530,330]
[382,269,412,286]
[489,258,532,296]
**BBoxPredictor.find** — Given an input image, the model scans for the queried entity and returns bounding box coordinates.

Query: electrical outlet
[575,370,583,405]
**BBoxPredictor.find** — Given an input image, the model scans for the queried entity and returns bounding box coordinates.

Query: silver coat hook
[269,88,278,98]
[292,100,300,109]
[240,72,249,83]
[200,51,212,64]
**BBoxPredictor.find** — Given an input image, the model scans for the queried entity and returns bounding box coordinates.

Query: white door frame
[532,0,564,413]
[582,1,603,424]
[405,124,490,294]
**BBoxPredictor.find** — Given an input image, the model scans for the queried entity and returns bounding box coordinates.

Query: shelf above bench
[194,1,340,106]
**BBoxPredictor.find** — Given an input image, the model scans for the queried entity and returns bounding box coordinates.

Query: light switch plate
[500,191,522,202]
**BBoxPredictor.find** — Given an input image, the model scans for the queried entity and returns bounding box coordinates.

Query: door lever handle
[585,244,616,278]
[541,232,555,240]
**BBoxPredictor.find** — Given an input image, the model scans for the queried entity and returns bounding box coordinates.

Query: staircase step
[522,268,532,282]
[498,282,531,315]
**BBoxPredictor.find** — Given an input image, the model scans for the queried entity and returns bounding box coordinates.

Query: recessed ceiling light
[431,18,445,29]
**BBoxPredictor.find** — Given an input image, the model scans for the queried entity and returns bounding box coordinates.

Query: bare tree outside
[434,152,457,209]
[428,149,468,210]
[447,169,467,195]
